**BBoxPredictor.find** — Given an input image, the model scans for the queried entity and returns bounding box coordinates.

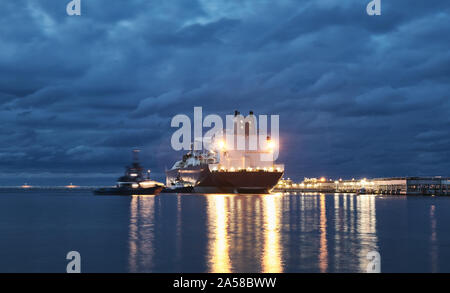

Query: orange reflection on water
[262,194,282,273]
[357,194,377,272]
[207,195,231,273]
[319,194,328,273]
[128,195,155,272]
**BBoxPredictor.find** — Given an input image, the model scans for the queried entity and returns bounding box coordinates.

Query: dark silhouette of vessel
[94,150,164,196]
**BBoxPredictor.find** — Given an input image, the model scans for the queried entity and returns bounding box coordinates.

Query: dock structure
[274,177,450,196]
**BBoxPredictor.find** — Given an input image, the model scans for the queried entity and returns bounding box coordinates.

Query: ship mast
[132,149,140,163]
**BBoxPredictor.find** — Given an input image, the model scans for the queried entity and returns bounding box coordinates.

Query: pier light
[276,167,281,172]
[132,183,139,188]
[269,167,274,172]
[247,167,253,171]
[320,177,326,182]
[263,167,268,171]
[230,167,235,172]
[66,183,78,189]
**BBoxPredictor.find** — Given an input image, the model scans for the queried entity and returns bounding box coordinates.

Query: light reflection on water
[2,190,449,272]
[126,193,380,273]
[128,195,156,272]
[207,195,231,273]
[430,204,438,273]
[262,194,282,273]
[319,194,328,273]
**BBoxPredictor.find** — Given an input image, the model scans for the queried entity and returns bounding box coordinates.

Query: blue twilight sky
[0,0,449,185]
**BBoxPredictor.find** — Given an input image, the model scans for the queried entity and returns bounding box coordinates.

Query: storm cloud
[0,0,449,185]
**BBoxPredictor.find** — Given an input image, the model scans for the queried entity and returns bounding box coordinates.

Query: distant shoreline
[0,186,111,190]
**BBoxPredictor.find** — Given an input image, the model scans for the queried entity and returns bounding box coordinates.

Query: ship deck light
[217,140,226,150]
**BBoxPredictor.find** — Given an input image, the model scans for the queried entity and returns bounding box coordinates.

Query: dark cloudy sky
[1,0,449,185]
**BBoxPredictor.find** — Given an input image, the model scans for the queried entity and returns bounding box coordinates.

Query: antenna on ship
[132,149,140,162]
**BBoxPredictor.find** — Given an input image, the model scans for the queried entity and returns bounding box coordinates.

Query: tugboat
[161,175,194,193]
[94,150,164,196]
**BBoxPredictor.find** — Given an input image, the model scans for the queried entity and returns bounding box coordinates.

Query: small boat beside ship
[160,175,194,193]
[93,150,164,196]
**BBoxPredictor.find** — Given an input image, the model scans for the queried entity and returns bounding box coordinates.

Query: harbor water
[0,189,449,273]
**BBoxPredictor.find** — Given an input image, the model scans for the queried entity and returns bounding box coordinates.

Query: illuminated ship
[94,150,164,195]
[166,111,284,194]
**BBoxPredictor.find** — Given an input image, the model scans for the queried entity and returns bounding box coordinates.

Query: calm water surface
[0,190,449,273]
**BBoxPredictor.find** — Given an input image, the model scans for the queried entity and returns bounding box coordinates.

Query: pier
[274,177,450,196]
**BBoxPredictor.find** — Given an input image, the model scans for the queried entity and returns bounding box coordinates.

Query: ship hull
[166,165,283,194]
